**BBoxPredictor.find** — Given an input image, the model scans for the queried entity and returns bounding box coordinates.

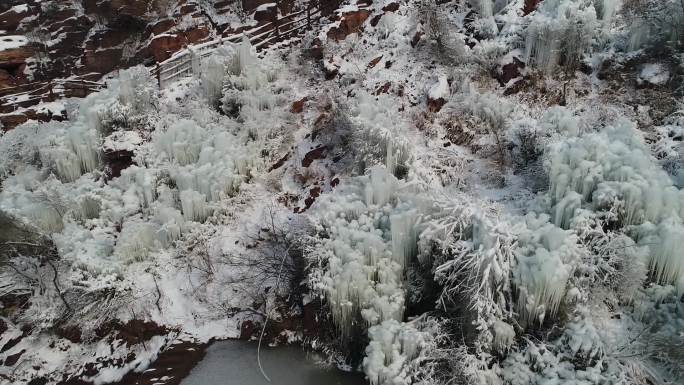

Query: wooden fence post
[156,63,162,89]
[274,1,280,40]
[48,81,54,101]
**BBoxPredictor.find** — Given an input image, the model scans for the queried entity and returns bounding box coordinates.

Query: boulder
[496,56,525,86]
[81,47,123,75]
[524,0,542,15]
[326,10,371,41]
[147,34,188,62]
[0,46,33,70]
[0,5,30,32]
[0,69,18,89]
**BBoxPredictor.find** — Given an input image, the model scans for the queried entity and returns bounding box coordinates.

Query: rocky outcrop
[524,0,542,14]
[0,46,33,70]
[0,4,31,31]
[326,10,371,41]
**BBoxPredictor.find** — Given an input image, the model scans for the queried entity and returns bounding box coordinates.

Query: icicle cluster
[513,214,581,326]
[363,320,426,385]
[470,0,494,18]
[524,0,598,74]
[354,93,413,177]
[547,119,684,294]
[310,166,422,337]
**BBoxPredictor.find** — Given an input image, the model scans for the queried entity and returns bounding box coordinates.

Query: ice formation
[365,166,399,207]
[524,0,597,74]
[547,120,684,227]
[115,220,159,263]
[390,206,419,270]
[311,167,422,338]
[548,120,684,294]
[513,214,580,326]
[637,218,684,296]
[155,119,204,166]
[179,189,211,222]
[470,0,494,18]
[492,319,516,352]
[363,320,425,385]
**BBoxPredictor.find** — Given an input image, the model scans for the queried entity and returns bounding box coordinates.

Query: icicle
[229,35,256,75]
[179,189,211,222]
[27,204,64,233]
[115,221,158,262]
[77,196,101,221]
[553,191,581,229]
[67,126,99,175]
[154,205,185,247]
[628,22,650,51]
[54,151,84,183]
[597,0,621,27]
[155,119,204,166]
[364,166,398,207]
[640,218,684,296]
[470,0,494,17]
[514,215,578,327]
[492,319,516,352]
[390,208,419,270]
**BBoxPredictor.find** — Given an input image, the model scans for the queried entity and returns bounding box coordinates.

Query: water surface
[181,341,367,385]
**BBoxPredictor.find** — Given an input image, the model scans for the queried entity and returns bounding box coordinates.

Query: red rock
[4,349,25,366]
[411,30,424,47]
[303,186,321,210]
[383,2,400,12]
[0,46,34,70]
[0,5,30,32]
[56,326,82,344]
[240,320,257,340]
[254,3,278,24]
[104,149,135,179]
[148,34,188,62]
[0,113,29,131]
[148,19,176,36]
[524,0,542,14]
[302,146,327,167]
[291,97,308,113]
[81,47,123,75]
[496,56,525,86]
[242,0,274,12]
[374,81,391,95]
[326,10,371,41]
[108,0,150,18]
[370,14,382,27]
[427,97,446,113]
[0,69,18,89]
[269,152,290,171]
[185,25,211,44]
[368,55,383,69]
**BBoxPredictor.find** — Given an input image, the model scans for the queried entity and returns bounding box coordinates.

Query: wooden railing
[152,0,351,88]
[0,77,105,114]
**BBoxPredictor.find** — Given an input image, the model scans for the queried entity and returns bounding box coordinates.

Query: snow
[9,4,29,14]
[0,35,28,51]
[2,1,684,384]
[637,63,670,86]
[428,75,449,101]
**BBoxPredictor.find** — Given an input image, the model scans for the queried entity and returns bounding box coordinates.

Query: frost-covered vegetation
[1,0,683,384]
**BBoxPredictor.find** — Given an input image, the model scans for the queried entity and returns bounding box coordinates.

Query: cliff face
[0,0,248,90]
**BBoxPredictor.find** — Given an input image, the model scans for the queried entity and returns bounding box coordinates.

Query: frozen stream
[181,341,367,385]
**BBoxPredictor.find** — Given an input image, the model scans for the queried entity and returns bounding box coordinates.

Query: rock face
[0,46,33,70]
[0,0,229,86]
[326,10,371,41]
[524,0,542,14]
